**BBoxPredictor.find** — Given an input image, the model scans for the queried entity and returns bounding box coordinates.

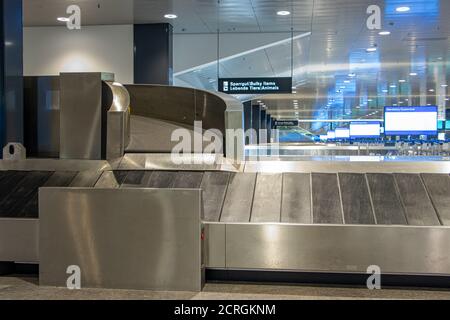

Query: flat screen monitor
[384,106,438,135]
[335,128,350,139]
[350,122,381,138]
[446,121,450,130]
[327,131,336,140]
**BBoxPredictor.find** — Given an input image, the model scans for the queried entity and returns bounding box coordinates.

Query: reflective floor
[0,276,449,300]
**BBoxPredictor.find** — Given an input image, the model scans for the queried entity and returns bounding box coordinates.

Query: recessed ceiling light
[382,89,388,93]
[390,85,397,88]
[429,89,435,92]
[378,31,391,36]
[277,10,291,16]
[348,73,356,77]
[366,47,377,53]
[344,80,351,83]
[164,14,178,19]
[441,84,448,88]
[396,6,411,13]
[399,79,406,83]
[409,72,418,76]
[446,98,450,101]
[57,17,69,22]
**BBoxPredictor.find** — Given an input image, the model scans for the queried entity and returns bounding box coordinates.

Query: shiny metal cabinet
[39,188,204,291]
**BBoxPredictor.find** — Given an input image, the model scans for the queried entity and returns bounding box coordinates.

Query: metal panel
[394,173,441,226]
[244,160,450,174]
[421,174,450,226]
[366,173,407,225]
[220,173,256,223]
[200,172,230,222]
[281,173,312,224]
[0,218,38,263]
[70,171,103,187]
[311,173,343,224]
[225,224,450,275]
[39,188,203,291]
[147,171,177,188]
[338,173,375,225]
[120,171,153,188]
[94,171,129,189]
[204,223,226,268]
[251,173,282,222]
[173,171,204,188]
[59,73,110,160]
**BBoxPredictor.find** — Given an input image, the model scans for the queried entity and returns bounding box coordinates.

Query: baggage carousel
[1,154,450,289]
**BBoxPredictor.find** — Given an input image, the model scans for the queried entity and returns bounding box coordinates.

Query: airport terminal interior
[0,0,450,300]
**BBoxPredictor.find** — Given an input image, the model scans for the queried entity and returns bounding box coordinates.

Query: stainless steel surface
[281,173,312,224]
[39,188,204,291]
[0,159,112,172]
[221,224,450,274]
[244,160,450,174]
[200,172,230,222]
[94,171,129,189]
[104,82,131,160]
[70,171,103,188]
[117,153,241,172]
[394,174,441,226]
[204,223,226,269]
[147,171,177,188]
[60,73,112,160]
[421,174,450,226]
[251,173,282,223]
[0,219,38,263]
[220,173,256,223]
[338,173,376,225]
[311,173,343,224]
[125,84,228,133]
[120,171,153,188]
[366,173,407,225]
[173,171,204,188]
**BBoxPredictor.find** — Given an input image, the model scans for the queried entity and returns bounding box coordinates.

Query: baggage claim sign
[218,77,293,94]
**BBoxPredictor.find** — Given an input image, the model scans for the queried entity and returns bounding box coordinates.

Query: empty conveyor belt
[90,170,450,226]
[0,170,103,218]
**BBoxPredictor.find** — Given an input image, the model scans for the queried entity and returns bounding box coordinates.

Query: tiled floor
[0,276,449,300]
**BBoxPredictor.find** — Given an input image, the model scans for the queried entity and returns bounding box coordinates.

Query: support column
[0,0,23,149]
[134,23,173,85]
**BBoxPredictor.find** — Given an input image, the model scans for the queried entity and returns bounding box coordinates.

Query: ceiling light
[429,89,435,92]
[164,14,178,19]
[366,47,377,53]
[399,79,406,83]
[378,31,391,36]
[340,86,346,89]
[396,6,411,13]
[277,10,291,16]
[348,73,356,77]
[441,84,448,88]
[344,80,351,83]
[382,89,388,93]
[446,98,449,101]
[390,85,397,88]
[57,17,69,22]
[409,72,418,76]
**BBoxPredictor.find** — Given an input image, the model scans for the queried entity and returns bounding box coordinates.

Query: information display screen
[335,128,350,139]
[327,131,336,140]
[349,122,381,138]
[384,106,438,135]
